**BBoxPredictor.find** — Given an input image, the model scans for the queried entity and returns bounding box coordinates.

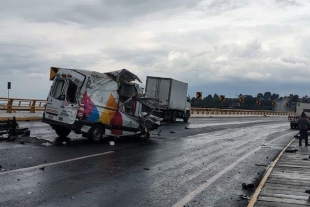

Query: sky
[0,0,310,99]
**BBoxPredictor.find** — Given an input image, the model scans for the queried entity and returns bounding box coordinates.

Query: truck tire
[183,111,190,123]
[87,124,104,142]
[55,126,71,138]
[171,111,177,122]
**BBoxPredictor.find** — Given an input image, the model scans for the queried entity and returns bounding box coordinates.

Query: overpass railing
[0,98,293,116]
[0,97,47,113]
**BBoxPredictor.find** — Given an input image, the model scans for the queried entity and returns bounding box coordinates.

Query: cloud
[0,0,310,99]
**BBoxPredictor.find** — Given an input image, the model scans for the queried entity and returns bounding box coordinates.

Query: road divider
[191,107,294,117]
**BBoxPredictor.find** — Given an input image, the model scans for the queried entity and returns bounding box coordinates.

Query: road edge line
[247,136,296,207]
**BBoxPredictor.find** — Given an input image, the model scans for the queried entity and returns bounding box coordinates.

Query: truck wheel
[171,111,177,122]
[183,111,190,123]
[88,124,104,142]
[55,126,71,138]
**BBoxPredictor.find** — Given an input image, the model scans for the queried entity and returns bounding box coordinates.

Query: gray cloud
[0,0,310,99]
[0,0,202,27]
[275,0,304,7]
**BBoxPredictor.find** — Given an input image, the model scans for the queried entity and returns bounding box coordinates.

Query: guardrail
[191,107,294,117]
[0,97,47,113]
[0,97,293,117]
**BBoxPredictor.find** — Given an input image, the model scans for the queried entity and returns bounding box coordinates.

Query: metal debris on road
[170,131,175,133]
[254,164,267,167]
[109,141,115,146]
[285,148,298,153]
[39,166,45,171]
[242,183,255,189]
[143,168,149,170]
[41,142,53,146]
[239,194,250,200]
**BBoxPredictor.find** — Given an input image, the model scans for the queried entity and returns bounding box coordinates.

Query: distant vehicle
[145,76,191,122]
[288,102,310,129]
[43,67,160,141]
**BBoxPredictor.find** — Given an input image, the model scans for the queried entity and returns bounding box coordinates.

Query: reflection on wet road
[0,117,294,207]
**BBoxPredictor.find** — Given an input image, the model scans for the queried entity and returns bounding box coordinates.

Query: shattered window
[51,79,65,99]
[66,81,78,103]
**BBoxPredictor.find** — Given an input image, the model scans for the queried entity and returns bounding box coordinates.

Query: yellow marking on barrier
[0,116,42,122]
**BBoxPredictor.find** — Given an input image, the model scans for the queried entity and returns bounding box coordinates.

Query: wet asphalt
[0,117,295,207]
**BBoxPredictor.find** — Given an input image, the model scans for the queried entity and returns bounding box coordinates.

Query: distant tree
[264,92,272,100]
[271,93,279,100]
[291,95,299,102]
[257,93,264,99]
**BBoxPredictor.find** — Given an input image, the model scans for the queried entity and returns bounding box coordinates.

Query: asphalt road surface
[0,117,295,207]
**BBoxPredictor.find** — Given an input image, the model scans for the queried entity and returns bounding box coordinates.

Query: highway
[0,117,294,207]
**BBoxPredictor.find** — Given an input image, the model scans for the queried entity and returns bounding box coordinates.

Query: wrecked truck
[42,67,160,141]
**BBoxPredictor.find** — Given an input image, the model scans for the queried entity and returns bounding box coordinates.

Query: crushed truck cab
[43,67,160,141]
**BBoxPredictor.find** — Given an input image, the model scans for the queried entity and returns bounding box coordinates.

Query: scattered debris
[109,141,115,146]
[157,130,161,135]
[266,157,268,159]
[185,127,189,129]
[143,168,150,170]
[239,194,250,200]
[27,192,32,195]
[285,149,298,153]
[39,166,45,171]
[41,142,53,146]
[305,190,310,194]
[255,164,267,167]
[242,183,255,189]
[19,141,25,145]
[170,131,175,133]
[302,158,309,160]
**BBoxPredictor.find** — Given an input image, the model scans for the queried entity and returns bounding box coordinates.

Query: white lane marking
[0,151,114,175]
[172,131,296,207]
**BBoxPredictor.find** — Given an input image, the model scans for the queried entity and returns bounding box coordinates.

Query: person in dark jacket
[298,112,310,146]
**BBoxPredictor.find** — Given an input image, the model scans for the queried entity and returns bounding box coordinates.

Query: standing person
[298,112,310,146]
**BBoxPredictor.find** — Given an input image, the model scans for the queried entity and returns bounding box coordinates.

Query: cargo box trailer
[145,76,191,122]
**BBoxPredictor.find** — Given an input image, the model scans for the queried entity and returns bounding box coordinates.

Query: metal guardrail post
[30,100,36,113]
[6,99,13,113]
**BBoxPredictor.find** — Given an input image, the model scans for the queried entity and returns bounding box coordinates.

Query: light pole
[7,82,11,100]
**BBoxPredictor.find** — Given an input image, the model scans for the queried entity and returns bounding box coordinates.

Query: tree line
[189,92,300,111]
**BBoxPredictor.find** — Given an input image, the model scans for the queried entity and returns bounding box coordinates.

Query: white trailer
[145,76,191,122]
[288,102,310,129]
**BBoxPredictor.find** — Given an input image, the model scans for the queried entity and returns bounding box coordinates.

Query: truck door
[146,78,170,107]
[45,69,85,125]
